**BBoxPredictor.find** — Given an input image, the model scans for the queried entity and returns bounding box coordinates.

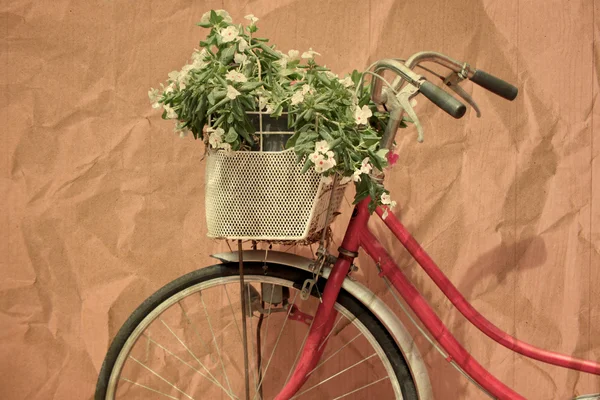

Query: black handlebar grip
[419,81,467,119]
[471,70,518,101]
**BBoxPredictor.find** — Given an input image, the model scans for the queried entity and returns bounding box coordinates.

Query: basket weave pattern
[205,149,346,241]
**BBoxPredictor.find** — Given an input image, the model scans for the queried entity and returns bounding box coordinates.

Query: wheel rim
[105,275,403,399]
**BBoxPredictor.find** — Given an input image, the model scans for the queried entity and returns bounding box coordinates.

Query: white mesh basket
[205,149,347,241]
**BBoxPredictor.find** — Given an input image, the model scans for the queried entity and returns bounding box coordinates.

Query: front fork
[274,200,370,400]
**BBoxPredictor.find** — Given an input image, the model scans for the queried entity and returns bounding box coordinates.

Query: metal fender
[211,250,433,400]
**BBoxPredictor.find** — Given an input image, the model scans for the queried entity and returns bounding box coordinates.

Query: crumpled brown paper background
[1,0,599,399]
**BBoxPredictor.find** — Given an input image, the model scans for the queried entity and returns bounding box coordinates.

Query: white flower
[163,104,177,119]
[168,70,180,82]
[325,71,338,79]
[237,37,248,52]
[291,91,304,105]
[314,158,335,173]
[226,85,241,100]
[309,152,324,164]
[164,84,174,94]
[175,121,188,138]
[220,25,239,43]
[178,64,194,88]
[360,157,373,174]
[219,142,232,152]
[276,57,288,68]
[265,104,274,114]
[325,150,335,159]
[315,140,329,154]
[354,105,373,125]
[382,208,390,220]
[380,194,397,220]
[225,70,247,83]
[352,169,362,182]
[321,175,333,184]
[148,88,160,108]
[301,48,321,59]
[200,9,232,24]
[208,127,224,147]
[258,96,268,110]
[340,176,352,185]
[288,49,300,59]
[234,53,248,64]
[340,76,354,87]
[244,14,259,23]
[301,84,312,95]
[192,49,209,69]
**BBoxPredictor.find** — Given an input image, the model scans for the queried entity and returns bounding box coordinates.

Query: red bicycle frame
[276,197,600,400]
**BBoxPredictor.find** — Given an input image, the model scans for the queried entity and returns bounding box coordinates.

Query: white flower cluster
[309,140,336,173]
[206,127,232,152]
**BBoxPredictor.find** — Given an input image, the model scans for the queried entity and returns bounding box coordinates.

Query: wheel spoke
[160,319,236,399]
[142,334,221,388]
[284,317,315,386]
[120,377,180,400]
[252,291,299,400]
[308,332,363,376]
[331,376,390,400]
[128,355,196,400]
[178,301,216,363]
[290,353,378,399]
[199,291,235,395]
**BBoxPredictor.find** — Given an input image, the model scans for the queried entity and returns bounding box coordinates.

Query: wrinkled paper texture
[1,0,599,399]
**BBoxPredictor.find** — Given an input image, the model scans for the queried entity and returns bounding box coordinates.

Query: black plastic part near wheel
[95,262,419,400]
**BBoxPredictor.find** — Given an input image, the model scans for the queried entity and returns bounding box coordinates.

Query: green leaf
[209,10,220,24]
[196,22,212,28]
[206,97,230,115]
[313,104,329,112]
[238,81,264,92]
[285,131,301,149]
[272,104,283,117]
[225,127,237,142]
[279,69,295,77]
[304,109,314,121]
[296,131,318,146]
[318,126,334,141]
[258,42,281,59]
[368,149,383,171]
[237,127,254,145]
[316,72,331,86]
[300,158,313,174]
[220,46,237,64]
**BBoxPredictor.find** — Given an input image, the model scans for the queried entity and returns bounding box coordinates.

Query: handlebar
[369,51,518,149]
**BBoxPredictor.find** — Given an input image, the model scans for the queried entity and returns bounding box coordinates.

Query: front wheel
[95,262,418,399]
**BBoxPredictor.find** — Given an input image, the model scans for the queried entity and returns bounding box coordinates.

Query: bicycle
[95,51,600,400]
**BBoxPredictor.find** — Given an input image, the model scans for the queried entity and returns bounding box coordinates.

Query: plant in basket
[149,9,409,222]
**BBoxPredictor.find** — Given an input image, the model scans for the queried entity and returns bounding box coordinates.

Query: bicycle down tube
[277,197,600,400]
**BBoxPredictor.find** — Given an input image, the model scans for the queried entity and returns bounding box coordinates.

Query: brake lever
[443,72,481,118]
[394,83,424,142]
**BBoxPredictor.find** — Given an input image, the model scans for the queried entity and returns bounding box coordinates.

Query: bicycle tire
[95,262,418,400]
